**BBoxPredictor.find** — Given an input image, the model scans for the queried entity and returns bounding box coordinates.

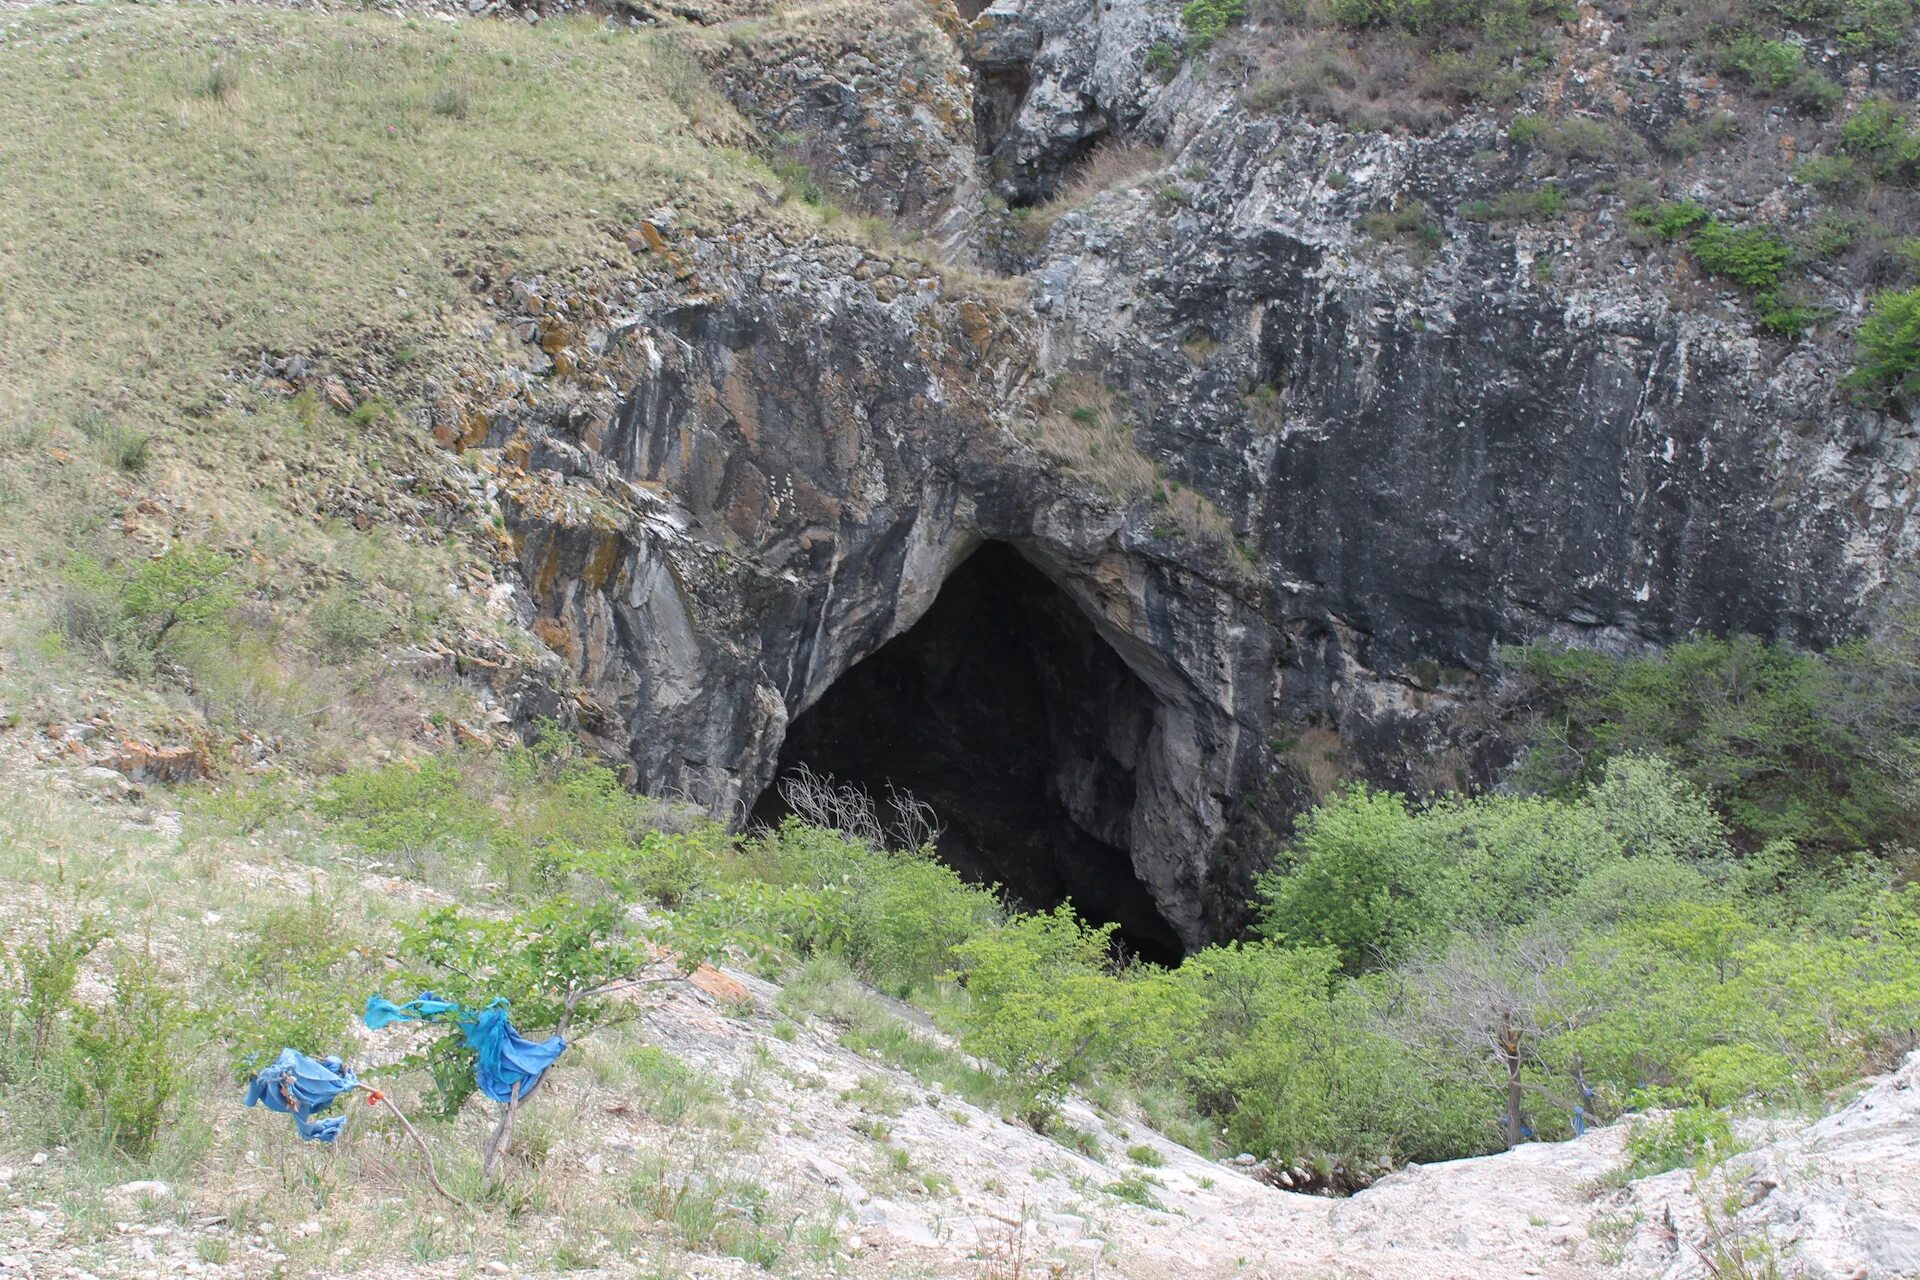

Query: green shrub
[1253,771,1688,970]
[1795,152,1869,198]
[318,756,493,854]
[953,905,1195,1122]
[1506,635,1920,851]
[1720,36,1800,90]
[1690,221,1791,290]
[1462,184,1566,221]
[308,587,387,662]
[1628,200,1710,239]
[1797,213,1858,260]
[216,895,379,1080]
[1719,37,1841,113]
[1510,113,1628,160]
[1848,285,1920,404]
[1103,1174,1166,1208]
[845,852,1001,996]
[1145,41,1181,81]
[8,918,105,1076]
[1623,1106,1736,1176]
[1255,785,1439,968]
[1841,97,1920,183]
[1181,0,1245,51]
[57,545,237,676]
[1359,201,1443,250]
[1759,294,1822,336]
[64,954,187,1156]
[1683,1044,1797,1106]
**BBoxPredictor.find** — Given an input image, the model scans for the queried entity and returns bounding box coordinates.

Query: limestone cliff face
[459,0,1920,946]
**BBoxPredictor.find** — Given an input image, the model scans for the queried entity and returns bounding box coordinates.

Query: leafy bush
[1624,1106,1736,1175]
[1181,0,1245,51]
[1719,37,1841,113]
[216,895,379,1080]
[64,954,187,1156]
[953,905,1193,1122]
[1841,97,1920,183]
[57,545,237,676]
[1359,201,1443,251]
[1506,635,1920,851]
[1847,285,1920,404]
[1796,152,1869,198]
[9,918,104,1075]
[1145,41,1181,80]
[1683,1044,1797,1106]
[1690,222,1791,290]
[1255,764,1714,971]
[1461,185,1566,221]
[318,756,492,854]
[1170,941,1487,1164]
[1254,785,1436,969]
[1509,113,1628,160]
[845,853,1001,996]
[1628,200,1709,239]
[1758,294,1822,336]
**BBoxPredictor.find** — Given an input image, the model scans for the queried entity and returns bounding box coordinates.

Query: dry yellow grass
[1030,376,1243,559]
[1020,140,1166,234]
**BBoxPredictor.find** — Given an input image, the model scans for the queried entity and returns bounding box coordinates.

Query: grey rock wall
[463,0,1919,945]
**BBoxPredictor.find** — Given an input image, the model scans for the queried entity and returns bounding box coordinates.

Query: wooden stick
[358,1086,470,1211]
[482,1079,523,1184]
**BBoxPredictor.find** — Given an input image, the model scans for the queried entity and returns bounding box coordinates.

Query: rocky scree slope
[464,0,1920,946]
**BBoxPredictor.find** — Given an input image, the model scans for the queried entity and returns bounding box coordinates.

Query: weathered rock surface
[459,0,1920,945]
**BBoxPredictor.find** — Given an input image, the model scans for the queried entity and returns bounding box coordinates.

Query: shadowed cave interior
[752,542,1184,964]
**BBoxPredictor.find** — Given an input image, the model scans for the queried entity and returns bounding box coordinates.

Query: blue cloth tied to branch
[364,992,566,1103]
[244,1048,358,1143]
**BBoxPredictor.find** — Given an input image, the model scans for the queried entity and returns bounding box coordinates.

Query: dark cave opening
[751,542,1183,964]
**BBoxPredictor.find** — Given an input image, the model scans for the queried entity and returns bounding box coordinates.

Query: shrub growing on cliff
[1718,37,1840,113]
[1628,200,1709,239]
[1181,0,1245,51]
[1841,97,1920,183]
[1690,222,1791,291]
[1505,634,1920,852]
[1848,285,1920,405]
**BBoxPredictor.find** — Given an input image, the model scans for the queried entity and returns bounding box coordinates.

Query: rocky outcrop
[455,228,1276,947]
[457,0,1920,946]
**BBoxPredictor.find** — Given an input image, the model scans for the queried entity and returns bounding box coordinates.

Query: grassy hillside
[0,4,793,768]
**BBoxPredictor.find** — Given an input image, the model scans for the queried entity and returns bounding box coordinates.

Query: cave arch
[751,540,1183,962]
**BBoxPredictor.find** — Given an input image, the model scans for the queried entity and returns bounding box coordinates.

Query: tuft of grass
[73,410,150,472]
[1103,1173,1167,1210]
[198,59,242,102]
[1019,140,1165,236]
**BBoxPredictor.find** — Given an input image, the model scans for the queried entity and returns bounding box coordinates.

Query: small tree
[396,896,684,1181]
[1405,926,1589,1148]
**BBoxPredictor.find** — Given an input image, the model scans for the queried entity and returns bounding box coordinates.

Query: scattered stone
[115,1182,170,1200]
[107,739,207,786]
[856,1198,937,1247]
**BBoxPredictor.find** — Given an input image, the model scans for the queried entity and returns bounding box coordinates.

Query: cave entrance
[752,541,1182,963]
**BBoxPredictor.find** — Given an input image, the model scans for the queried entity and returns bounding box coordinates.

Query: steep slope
[5,0,1915,944]
[1,748,1915,1280]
